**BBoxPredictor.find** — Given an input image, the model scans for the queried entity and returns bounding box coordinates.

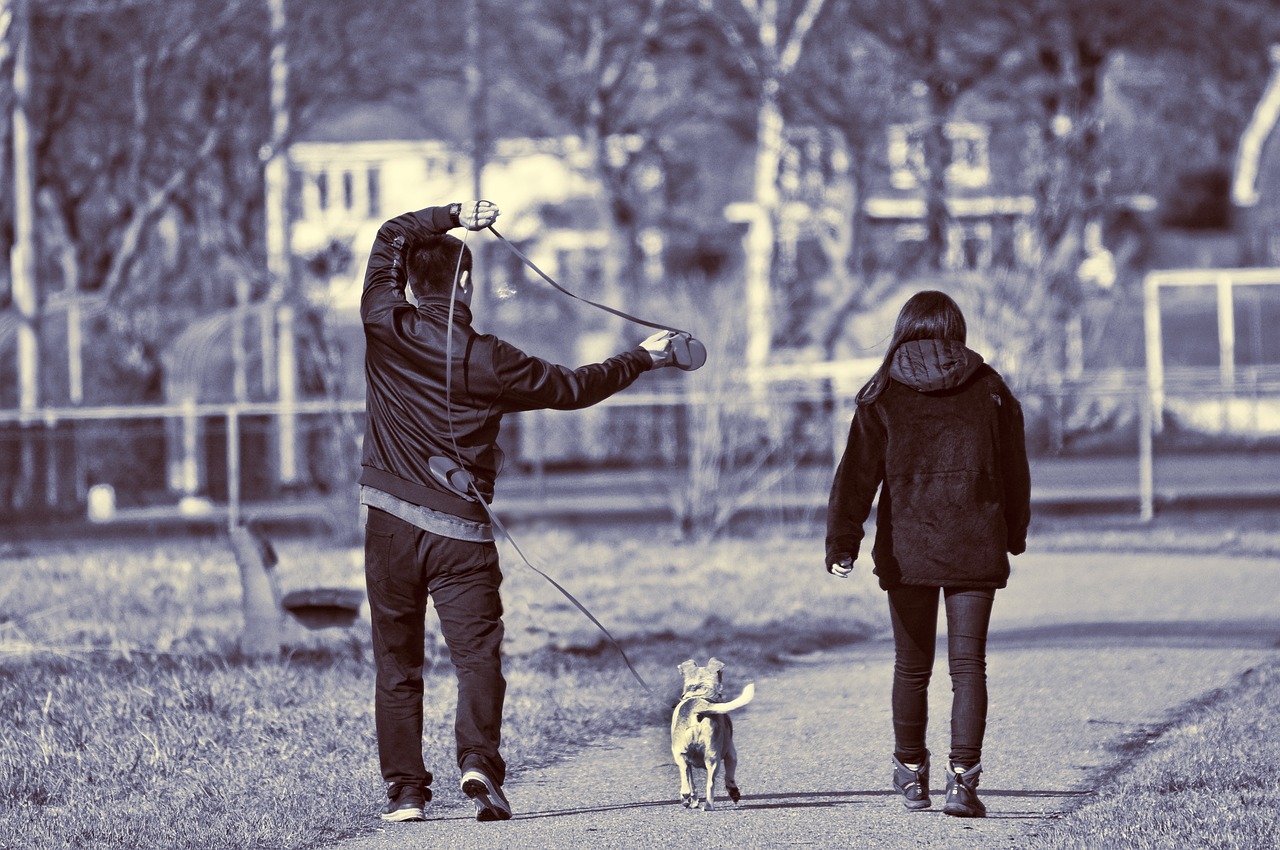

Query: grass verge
[1032,659,1280,850]
[0,528,881,849]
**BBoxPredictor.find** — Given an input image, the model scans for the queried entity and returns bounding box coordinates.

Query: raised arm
[360,202,499,321]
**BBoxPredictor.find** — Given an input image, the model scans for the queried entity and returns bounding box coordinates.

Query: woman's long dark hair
[855,290,968,406]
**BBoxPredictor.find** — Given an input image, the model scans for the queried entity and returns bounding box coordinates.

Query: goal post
[1143,266,1280,430]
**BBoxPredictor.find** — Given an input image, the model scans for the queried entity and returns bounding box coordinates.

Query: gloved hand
[827,556,854,578]
[639,330,678,368]
[458,200,500,231]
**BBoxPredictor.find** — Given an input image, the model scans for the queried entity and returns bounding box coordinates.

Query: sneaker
[380,784,430,822]
[461,767,512,822]
[892,751,931,810]
[943,762,986,818]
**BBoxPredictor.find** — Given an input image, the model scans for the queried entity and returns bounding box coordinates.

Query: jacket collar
[416,295,473,326]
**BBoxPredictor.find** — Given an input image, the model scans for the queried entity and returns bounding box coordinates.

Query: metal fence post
[1138,390,1154,522]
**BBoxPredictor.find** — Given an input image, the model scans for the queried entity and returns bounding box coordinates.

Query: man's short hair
[406,234,472,300]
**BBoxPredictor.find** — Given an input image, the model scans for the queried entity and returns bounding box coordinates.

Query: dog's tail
[698,682,755,715]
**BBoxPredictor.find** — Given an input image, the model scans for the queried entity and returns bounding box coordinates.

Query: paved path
[327,550,1279,850]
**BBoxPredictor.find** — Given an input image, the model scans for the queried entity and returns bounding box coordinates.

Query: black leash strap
[471,489,652,692]
[487,225,693,337]
[442,225,651,694]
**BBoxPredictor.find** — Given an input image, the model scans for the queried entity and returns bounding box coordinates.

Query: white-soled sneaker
[460,768,512,821]
[380,785,428,822]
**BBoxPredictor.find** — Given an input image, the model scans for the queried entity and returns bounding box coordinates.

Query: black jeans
[364,507,507,797]
[887,585,995,768]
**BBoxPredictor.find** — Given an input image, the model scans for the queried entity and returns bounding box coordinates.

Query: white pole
[277,304,298,484]
[263,0,291,302]
[10,0,36,414]
[1216,272,1236,389]
[1142,272,1165,434]
[264,0,299,485]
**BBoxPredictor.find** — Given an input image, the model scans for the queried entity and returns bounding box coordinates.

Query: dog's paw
[680,794,695,808]
[728,786,741,804]
[700,800,714,811]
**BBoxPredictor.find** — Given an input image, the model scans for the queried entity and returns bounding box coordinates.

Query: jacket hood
[889,339,984,392]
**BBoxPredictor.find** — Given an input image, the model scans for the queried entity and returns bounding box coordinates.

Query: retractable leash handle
[669,331,707,372]
[486,225,707,371]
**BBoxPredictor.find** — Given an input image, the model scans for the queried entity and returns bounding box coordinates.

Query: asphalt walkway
[325,549,1280,850]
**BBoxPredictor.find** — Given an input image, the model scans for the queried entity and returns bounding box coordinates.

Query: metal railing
[3,369,1279,530]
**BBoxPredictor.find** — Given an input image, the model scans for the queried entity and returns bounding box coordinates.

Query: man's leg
[364,508,434,801]
[424,534,508,787]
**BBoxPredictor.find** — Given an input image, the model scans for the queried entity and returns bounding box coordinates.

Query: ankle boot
[891,751,931,810]
[943,762,986,818]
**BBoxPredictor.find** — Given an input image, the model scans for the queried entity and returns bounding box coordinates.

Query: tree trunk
[743,80,784,371]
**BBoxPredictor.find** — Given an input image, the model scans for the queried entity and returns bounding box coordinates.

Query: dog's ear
[706,657,725,673]
[678,659,698,676]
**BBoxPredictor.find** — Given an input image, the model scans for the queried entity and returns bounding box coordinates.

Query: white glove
[639,330,678,368]
[459,200,499,231]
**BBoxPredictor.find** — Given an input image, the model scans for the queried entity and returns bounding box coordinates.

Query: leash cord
[487,225,692,337]
[440,214,651,693]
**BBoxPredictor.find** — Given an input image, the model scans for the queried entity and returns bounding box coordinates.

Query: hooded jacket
[360,206,653,522]
[826,339,1031,589]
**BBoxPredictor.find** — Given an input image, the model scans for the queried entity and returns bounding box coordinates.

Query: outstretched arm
[489,337,654,413]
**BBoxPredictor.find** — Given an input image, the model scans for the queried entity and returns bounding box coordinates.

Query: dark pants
[364,507,507,798]
[887,585,995,768]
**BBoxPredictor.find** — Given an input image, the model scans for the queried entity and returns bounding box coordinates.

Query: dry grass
[0,527,881,849]
[1029,660,1280,850]
[3,512,1276,848]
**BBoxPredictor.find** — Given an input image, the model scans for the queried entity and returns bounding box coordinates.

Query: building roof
[296,97,467,145]
[294,78,566,147]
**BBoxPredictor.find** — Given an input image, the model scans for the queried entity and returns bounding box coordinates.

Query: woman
[825,290,1031,817]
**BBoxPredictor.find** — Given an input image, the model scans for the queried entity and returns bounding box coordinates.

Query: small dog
[670,658,755,810]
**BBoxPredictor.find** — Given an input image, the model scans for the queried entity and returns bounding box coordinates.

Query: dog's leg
[723,736,741,804]
[702,755,719,811]
[673,751,695,807]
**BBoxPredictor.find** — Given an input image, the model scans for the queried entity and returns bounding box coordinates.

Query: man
[359,199,682,822]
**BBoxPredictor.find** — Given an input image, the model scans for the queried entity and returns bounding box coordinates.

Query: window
[945,126,990,188]
[888,122,991,189]
[890,221,992,271]
[946,222,993,270]
[315,171,329,211]
[342,172,354,211]
[367,168,381,219]
[888,126,927,190]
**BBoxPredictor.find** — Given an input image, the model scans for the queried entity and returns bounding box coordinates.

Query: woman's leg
[943,588,996,768]
[887,585,941,763]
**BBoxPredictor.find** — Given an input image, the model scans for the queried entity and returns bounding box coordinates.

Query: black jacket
[360,205,653,521]
[825,339,1031,589]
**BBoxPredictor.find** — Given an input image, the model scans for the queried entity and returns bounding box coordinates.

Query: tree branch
[101,120,222,298]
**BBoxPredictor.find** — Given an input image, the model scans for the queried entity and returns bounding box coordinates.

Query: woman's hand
[827,556,854,578]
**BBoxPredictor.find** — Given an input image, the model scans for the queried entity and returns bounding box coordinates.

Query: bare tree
[496,0,682,316]
[785,20,911,355]
[694,0,829,370]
